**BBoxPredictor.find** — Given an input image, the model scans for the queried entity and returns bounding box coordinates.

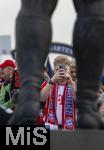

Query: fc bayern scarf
[42,82,76,130]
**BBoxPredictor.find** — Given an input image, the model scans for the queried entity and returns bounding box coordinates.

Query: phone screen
[59,64,65,70]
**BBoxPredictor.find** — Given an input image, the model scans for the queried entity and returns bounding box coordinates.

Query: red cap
[0,60,16,69]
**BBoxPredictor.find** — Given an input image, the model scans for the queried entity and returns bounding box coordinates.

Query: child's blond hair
[54,55,71,67]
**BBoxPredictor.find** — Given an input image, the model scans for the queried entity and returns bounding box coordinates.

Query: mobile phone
[59,64,65,70]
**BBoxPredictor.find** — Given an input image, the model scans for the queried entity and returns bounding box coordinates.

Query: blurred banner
[50,43,73,56]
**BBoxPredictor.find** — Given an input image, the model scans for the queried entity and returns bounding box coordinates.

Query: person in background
[40,55,76,130]
[10,69,21,105]
[99,95,104,123]
[0,60,16,109]
[99,102,104,122]
[98,83,104,121]
[70,58,77,83]
[0,66,4,89]
[0,66,20,125]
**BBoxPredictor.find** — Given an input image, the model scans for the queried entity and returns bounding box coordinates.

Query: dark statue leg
[8,0,58,125]
[73,19,104,129]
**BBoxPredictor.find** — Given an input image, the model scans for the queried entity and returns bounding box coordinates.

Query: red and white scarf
[38,82,76,130]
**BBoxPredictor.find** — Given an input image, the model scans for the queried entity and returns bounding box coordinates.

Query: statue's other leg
[8,0,58,125]
[73,19,104,129]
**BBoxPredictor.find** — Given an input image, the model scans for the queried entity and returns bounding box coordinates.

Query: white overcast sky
[0,0,76,49]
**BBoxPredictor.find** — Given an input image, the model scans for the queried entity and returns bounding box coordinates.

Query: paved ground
[50,130,104,150]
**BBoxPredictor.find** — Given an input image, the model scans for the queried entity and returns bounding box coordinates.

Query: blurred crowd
[0,55,104,129]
